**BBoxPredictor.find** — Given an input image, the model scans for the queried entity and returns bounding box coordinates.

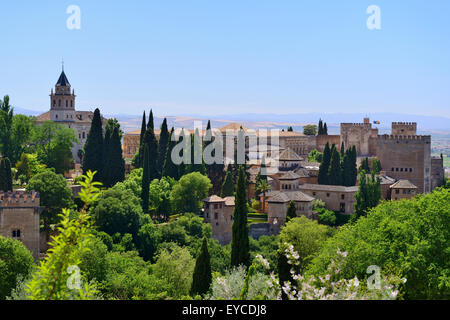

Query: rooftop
[390,180,418,189]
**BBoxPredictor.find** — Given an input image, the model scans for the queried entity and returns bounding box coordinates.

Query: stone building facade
[390,180,418,200]
[0,191,42,260]
[340,118,378,157]
[298,184,358,215]
[376,134,431,194]
[37,69,106,163]
[203,195,235,245]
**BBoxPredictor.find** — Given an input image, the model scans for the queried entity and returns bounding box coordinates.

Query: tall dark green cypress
[231,166,250,268]
[104,121,125,188]
[147,109,154,131]
[323,123,328,135]
[0,157,13,192]
[205,120,225,195]
[158,118,169,175]
[286,200,297,222]
[82,108,103,181]
[0,96,14,162]
[138,111,146,168]
[162,128,179,179]
[328,147,342,185]
[318,119,323,135]
[318,143,331,185]
[190,237,212,296]
[178,129,187,179]
[141,143,150,213]
[221,171,234,197]
[102,121,112,186]
[144,128,159,181]
[340,142,345,157]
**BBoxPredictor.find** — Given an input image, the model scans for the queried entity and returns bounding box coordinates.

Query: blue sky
[1,0,449,118]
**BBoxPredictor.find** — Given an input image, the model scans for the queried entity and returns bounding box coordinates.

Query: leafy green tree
[318,143,331,185]
[255,179,269,213]
[82,108,104,180]
[0,157,13,191]
[307,188,450,299]
[0,236,35,299]
[308,149,323,163]
[318,209,337,226]
[171,172,212,213]
[152,244,195,299]
[359,157,370,173]
[328,147,342,185]
[149,176,176,220]
[26,169,73,243]
[279,216,330,270]
[277,243,298,300]
[0,95,14,161]
[16,153,31,184]
[10,114,34,164]
[303,124,317,136]
[136,222,162,262]
[31,121,78,174]
[221,170,234,197]
[91,183,146,238]
[25,171,102,300]
[286,201,297,222]
[79,236,109,283]
[191,237,212,296]
[231,166,250,268]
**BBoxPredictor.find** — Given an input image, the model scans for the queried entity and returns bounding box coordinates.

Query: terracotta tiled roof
[203,195,235,206]
[279,171,301,180]
[390,180,417,189]
[299,184,359,193]
[279,148,303,161]
[267,191,314,203]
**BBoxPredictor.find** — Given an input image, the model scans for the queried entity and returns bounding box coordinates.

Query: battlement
[341,123,371,127]
[0,190,40,207]
[392,122,417,126]
[378,134,430,142]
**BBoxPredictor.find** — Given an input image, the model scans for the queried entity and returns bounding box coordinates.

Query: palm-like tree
[256,179,270,213]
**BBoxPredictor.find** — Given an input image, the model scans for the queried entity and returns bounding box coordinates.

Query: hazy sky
[1,0,449,117]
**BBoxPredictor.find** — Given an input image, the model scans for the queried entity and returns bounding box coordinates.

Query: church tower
[50,66,76,122]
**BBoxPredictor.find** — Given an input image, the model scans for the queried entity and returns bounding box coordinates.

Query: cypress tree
[354,171,381,221]
[147,109,154,131]
[286,200,297,222]
[0,96,13,162]
[16,153,31,183]
[205,120,225,195]
[177,129,187,179]
[318,143,331,185]
[104,122,125,188]
[342,149,352,187]
[162,128,179,179]
[102,121,112,186]
[141,143,150,213]
[143,115,159,181]
[138,111,146,168]
[372,158,382,174]
[190,237,212,296]
[158,118,170,175]
[350,146,358,186]
[221,171,234,197]
[0,157,13,192]
[323,123,328,135]
[318,119,323,135]
[231,165,250,268]
[328,147,342,186]
[82,108,104,181]
[340,142,345,157]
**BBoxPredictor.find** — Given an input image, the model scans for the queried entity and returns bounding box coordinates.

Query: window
[214,212,218,220]
[340,203,345,213]
[12,229,21,239]
[66,100,68,107]
[341,194,345,200]
[392,168,394,172]
[82,132,85,139]
[396,168,399,172]
[326,193,330,197]
[71,100,73,108]
[312,192,316,196]
[55,114,58,119]
[58,100,61,107]
[400,168,403,172]
[409,168,413,172]
[214,204,218,209]
[395,189,400,194]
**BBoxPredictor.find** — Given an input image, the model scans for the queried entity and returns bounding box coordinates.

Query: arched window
[58,100,61,107]
[12,229,21,239]
[66,100,68,107]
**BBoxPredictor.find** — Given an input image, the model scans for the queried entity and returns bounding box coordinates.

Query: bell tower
[50,64,76,122]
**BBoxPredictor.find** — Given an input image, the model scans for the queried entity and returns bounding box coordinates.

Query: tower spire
[62,58,64,72]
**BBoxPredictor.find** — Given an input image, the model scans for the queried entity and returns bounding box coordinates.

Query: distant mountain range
[14,106,450,136]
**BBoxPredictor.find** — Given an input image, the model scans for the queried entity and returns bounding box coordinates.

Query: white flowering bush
[252,244,406,300]
[205,265,278,300]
